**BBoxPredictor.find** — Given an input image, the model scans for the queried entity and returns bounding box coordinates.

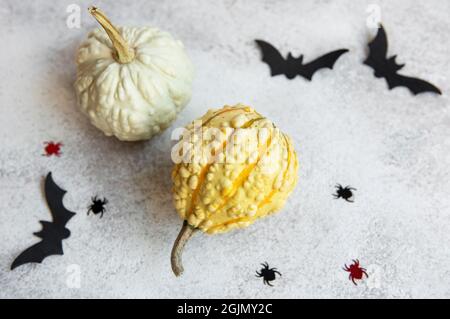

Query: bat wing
[255,39,287,76]
[300,49,349,80]
[364,25,388,66]
[364,25,441,95]
[45,172,76,226]
[11,240,63,270]
[386,73,442,95]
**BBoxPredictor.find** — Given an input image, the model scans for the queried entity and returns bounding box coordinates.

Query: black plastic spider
[333,184,356,202]
[87,196,108,218]
[255,262,281,286]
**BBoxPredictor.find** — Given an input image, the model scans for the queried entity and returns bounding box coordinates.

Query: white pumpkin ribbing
[75,26,194,141]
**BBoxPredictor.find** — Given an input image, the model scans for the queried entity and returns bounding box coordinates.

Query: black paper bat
[255,39,348,80]
[363,25,441,95]
[11,172,75,270]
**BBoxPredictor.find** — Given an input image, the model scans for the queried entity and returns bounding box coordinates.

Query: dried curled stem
[88,6,135,64]
[171,221,198,276]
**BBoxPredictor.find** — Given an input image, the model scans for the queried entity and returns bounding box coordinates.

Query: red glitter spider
[343,259,368,285]
[43,142,63,157]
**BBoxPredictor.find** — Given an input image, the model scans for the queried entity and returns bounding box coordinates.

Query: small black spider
[255,262,281,286]
[333,184,356,202]
[87,196,108,218]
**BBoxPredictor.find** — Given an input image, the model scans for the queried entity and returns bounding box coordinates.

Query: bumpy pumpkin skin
[75,26,194,141]
[172,104,299,234]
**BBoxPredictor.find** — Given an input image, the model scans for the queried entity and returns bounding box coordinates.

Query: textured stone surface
[0,0,449,298]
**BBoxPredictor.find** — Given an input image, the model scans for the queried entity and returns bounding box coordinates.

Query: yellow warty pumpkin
[170,104,299,276]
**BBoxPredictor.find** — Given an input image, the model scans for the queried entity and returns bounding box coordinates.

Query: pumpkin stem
[171,221,197,276]
[88,6,135,64]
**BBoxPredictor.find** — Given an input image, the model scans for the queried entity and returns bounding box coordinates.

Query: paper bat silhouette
[364,25,441,95]
[11,172,75,270]
[255,39,348,80]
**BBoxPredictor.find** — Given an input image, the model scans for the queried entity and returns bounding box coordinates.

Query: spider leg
[351,277,357,285]
[362,270,368,278]
[87,207,92,215]
[274,270,281,276]
[336,184,342,189]
[354,259,359,265]
[343,265,350,271]
[103,198,108,205]
[262,262,269,269]
[267,280,273,287]
[345,198,354,203]
[349,187,357,191]
[100,211,104,218]
[332,193,339,198]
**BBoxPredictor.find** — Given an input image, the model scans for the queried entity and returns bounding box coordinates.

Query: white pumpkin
[75,7,194,141]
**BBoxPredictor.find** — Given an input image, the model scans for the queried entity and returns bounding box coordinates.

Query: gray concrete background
[0,0,449,298]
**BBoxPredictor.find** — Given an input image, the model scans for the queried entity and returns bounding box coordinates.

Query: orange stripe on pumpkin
[185,115,265,220]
